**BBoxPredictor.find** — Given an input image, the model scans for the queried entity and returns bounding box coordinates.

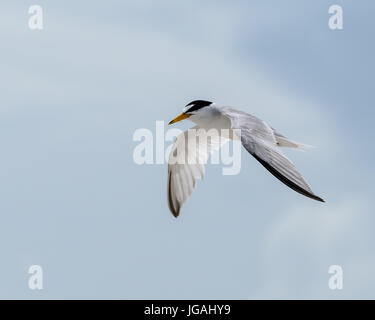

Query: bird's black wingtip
[312,195,325,203]
[172,211,180,218]
[252,153,326,204]
[167,171,181,218]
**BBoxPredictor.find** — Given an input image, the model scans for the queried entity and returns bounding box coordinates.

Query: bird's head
[168,100,213,125]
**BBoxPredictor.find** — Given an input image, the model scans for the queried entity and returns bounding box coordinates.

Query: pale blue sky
[0,0,374,299]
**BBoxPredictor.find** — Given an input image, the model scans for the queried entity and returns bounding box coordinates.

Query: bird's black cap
[185,100,212,113]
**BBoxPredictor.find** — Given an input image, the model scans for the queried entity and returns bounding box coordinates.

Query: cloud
[254,195,374,299]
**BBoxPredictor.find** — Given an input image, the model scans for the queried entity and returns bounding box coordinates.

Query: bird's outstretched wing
[221,107,324,202]
[167,126,228,217]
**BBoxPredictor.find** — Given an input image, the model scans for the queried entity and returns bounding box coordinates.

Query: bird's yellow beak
[168,113,190,125]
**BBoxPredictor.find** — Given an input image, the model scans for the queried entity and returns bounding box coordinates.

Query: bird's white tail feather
[276,137,314,151]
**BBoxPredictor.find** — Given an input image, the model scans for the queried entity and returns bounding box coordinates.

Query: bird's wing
[167,126,228,217]
[221,107,324,202]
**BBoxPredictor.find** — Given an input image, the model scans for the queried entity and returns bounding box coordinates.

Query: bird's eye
[184,106,195,114]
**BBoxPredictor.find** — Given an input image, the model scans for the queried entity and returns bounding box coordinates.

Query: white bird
[167,100,324,217]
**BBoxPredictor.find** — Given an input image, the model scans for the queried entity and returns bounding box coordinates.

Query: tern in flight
[167,100,324,217]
